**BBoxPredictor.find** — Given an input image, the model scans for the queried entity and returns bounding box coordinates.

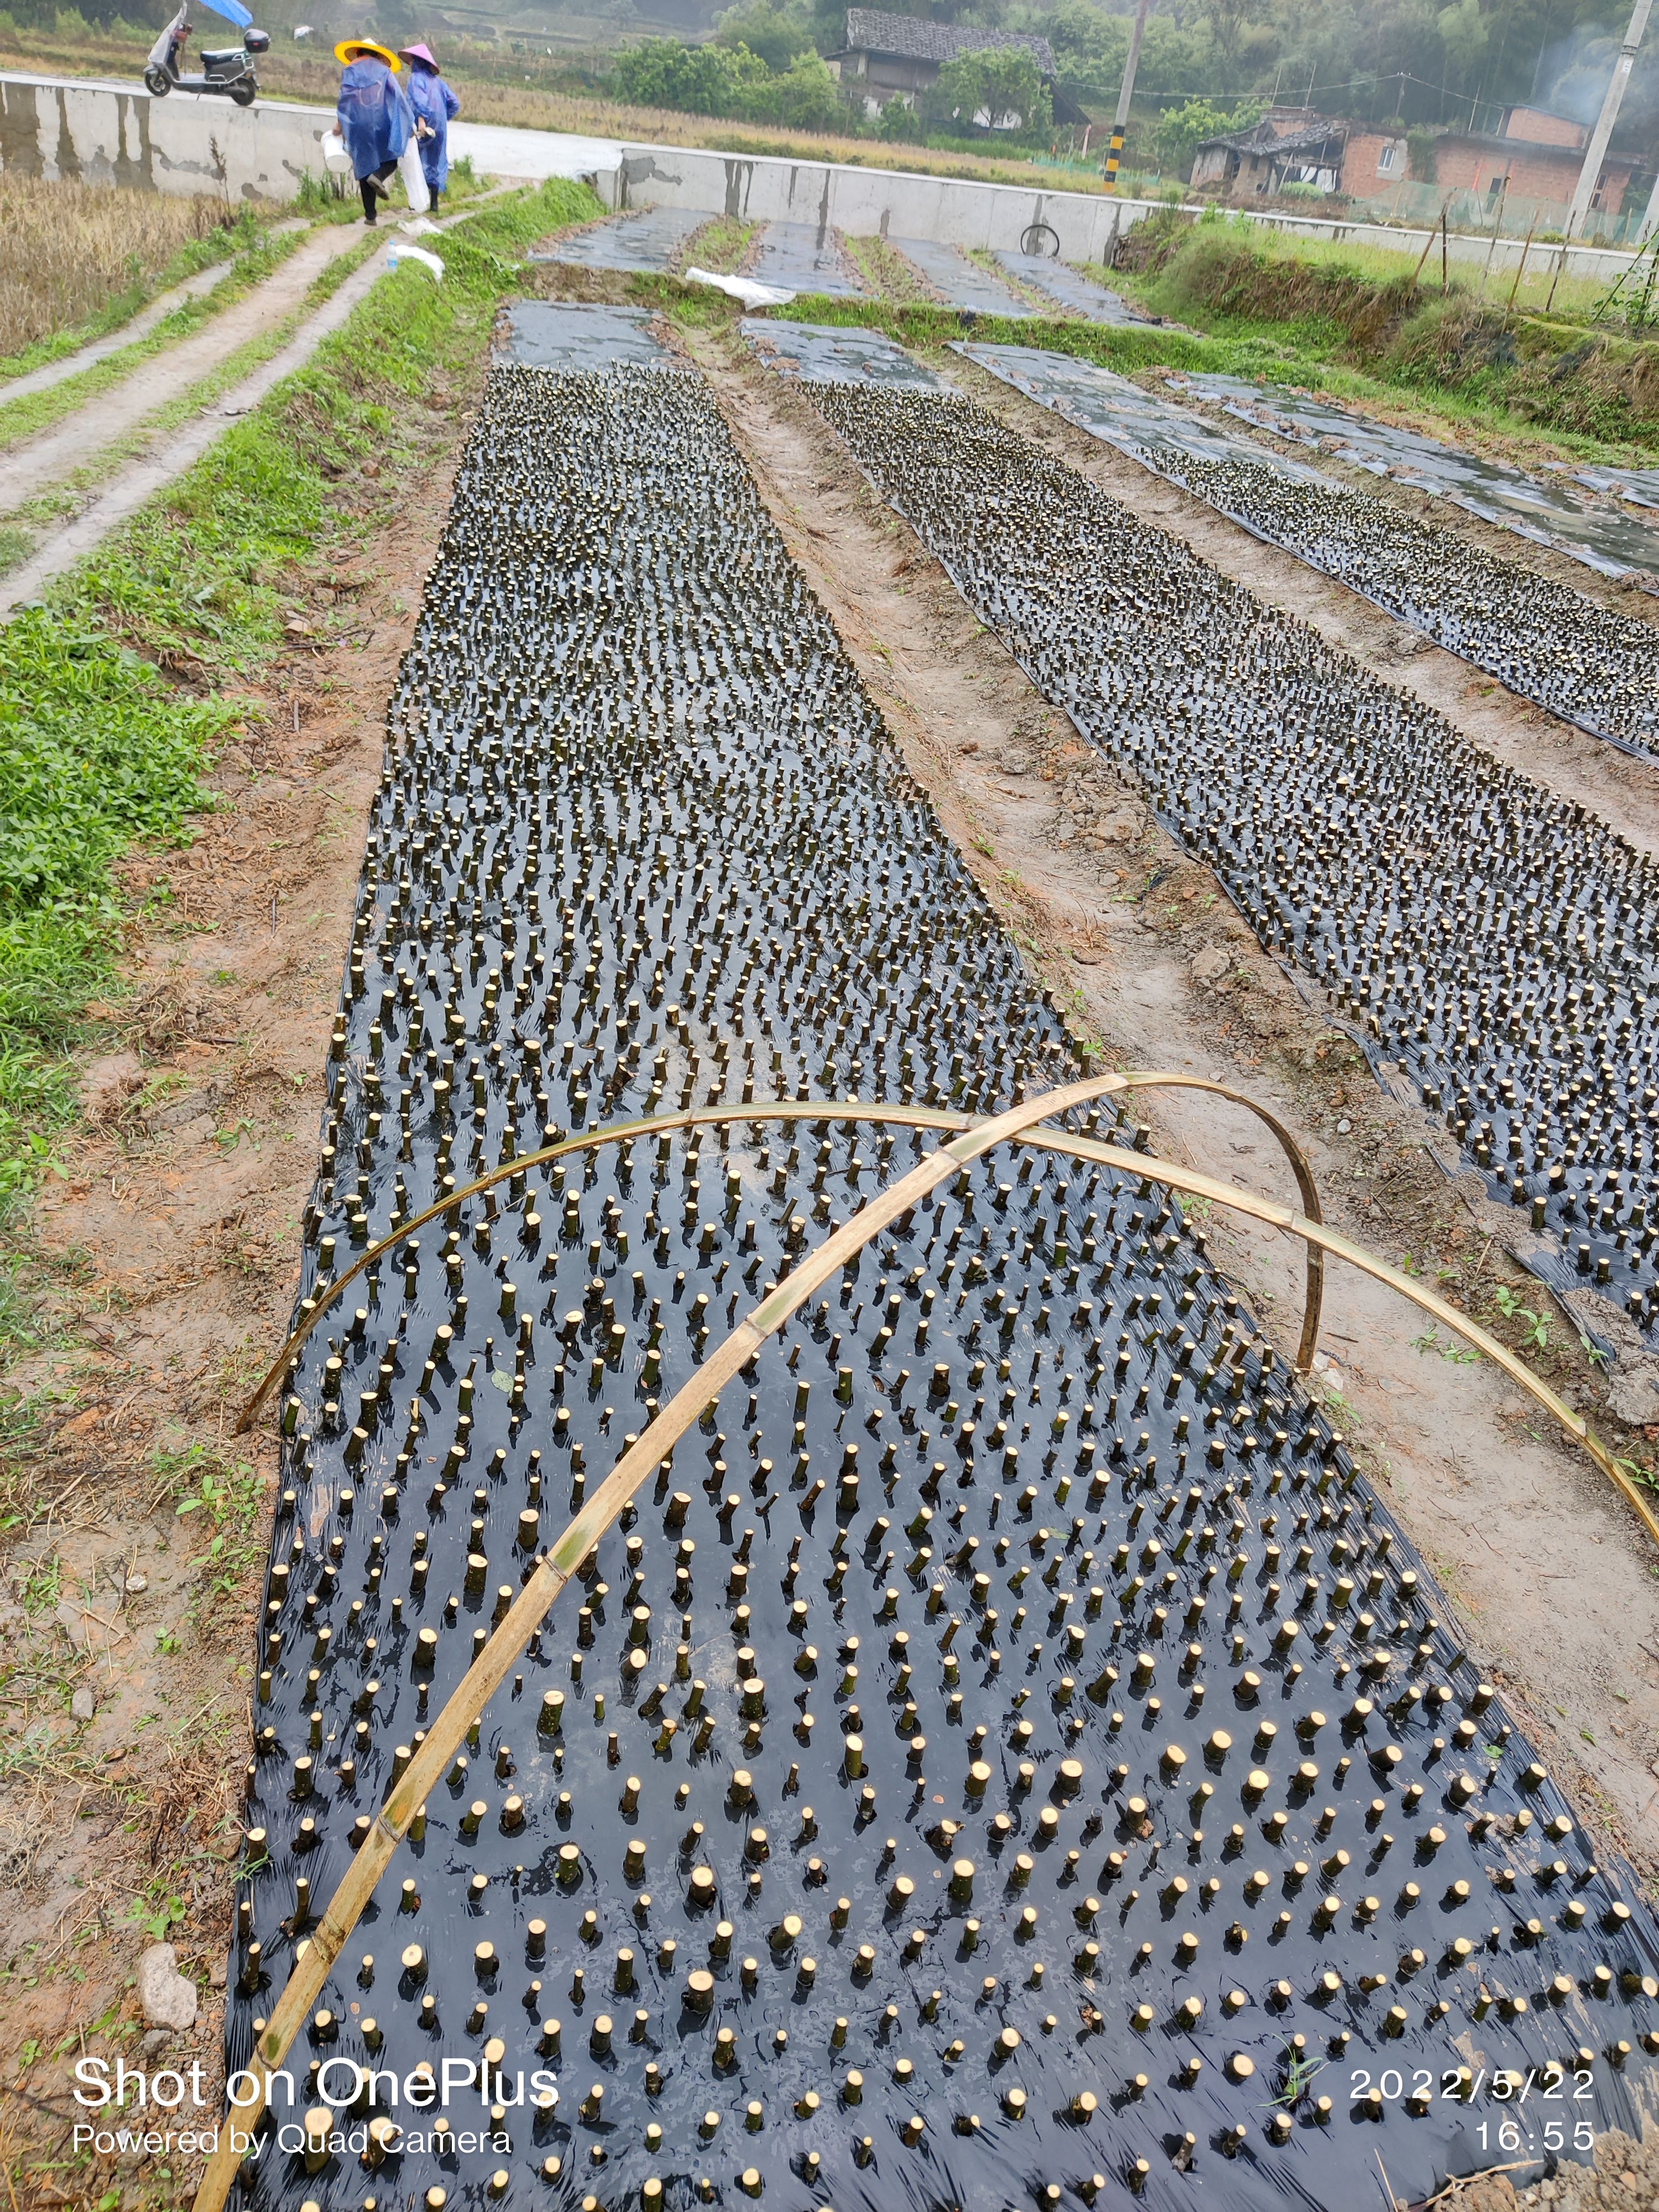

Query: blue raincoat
[408,67,461,194]
[336,56,413,181]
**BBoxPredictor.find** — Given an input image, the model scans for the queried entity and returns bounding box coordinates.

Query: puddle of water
[528,205,706,274]
[742,317,948,389]
[499,301,672,372]
[748,222,868,296]
[1175,372,1659,579]
[891,238,1030,316]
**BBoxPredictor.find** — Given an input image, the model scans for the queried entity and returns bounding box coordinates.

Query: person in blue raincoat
[334,38,414,225]
[398,44,461,204]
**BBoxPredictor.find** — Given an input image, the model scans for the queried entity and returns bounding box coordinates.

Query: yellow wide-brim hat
[335,37,401,67]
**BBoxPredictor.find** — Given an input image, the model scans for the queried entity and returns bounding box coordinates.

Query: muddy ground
[2,276,1657,2210]
[0,398,469,2205]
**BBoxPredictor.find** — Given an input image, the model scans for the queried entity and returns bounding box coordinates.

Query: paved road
[449,118,621,179]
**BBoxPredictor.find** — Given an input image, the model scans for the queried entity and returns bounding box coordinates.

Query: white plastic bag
[398,138,430,216]
[387,243,444,280]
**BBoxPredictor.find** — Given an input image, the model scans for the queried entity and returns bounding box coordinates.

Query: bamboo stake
[1506,214,1538,310]
[1411,203,1446,286]
[1546,241,1569,312]
[192,1091,1656,2212]
[190,1072,1128,2212]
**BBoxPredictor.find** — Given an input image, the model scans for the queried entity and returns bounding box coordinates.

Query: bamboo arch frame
[194,1075,1657,2212]
[236,1069,1323,1434]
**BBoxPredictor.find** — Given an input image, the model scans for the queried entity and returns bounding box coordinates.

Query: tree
[751,49,846,125]
[927,44,1050,132]
[1202,0,1272,81]
[713,0,815,74]
[1154,96,1264,174]
[610,36,770,114]
[1436,0,1489,82]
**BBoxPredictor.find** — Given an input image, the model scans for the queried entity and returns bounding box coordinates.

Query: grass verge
[645,268,1659,469]
[0,175,601,1220]
[843,233,940,304]
[675,213,760,276]
[1105,212,1659,457]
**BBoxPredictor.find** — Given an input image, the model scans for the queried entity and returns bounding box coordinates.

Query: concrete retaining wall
[0,67,1640,281]
[0,70,331,201]
[611,142,1154,260]
[612,139,1638,281]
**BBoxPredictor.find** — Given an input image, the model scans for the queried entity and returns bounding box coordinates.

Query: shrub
[610,35,770,116]
[1152,97,1262,177]
[712,0,813,74]
[748,48,843,128]
[925,46,1050,135]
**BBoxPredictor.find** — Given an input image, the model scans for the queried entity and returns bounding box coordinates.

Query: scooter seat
[201,46,244,64]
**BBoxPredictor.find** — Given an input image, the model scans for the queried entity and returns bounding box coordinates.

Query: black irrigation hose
[222,359,1659,2212]
[1127,448,1659,764]
[804,380,1659,1352]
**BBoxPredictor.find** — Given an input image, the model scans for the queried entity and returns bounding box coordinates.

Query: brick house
[1421,105,1641,219]
[828,9,1085,126]
[1190,100,1642,220]
[1342,124,1410,194]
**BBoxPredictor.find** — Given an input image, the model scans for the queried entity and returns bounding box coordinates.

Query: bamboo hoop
[235,1069,1322,1435]
[192,1084,1655,2212]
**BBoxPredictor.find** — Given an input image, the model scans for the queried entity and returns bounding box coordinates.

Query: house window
[1377,143,1396,173]
[1486,171,1507,200]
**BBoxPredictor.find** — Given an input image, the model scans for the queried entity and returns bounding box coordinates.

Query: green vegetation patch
[1112,213,1659,455]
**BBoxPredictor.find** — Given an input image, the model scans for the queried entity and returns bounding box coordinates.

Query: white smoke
[1532,19,1659,141]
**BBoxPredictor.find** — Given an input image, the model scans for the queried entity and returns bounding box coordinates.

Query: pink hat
[397,41,439,67]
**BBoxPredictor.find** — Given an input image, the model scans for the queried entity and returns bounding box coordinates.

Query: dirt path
[686,320,1659,1895]
[0,218,310,407]
[0,242,391,619]
[943,352,1659,867]
[0,399,472,2204]
[0,222,368,514]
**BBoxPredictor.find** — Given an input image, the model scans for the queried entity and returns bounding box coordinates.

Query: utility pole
[1566,0,1652,239]
[1103,0,1153,193]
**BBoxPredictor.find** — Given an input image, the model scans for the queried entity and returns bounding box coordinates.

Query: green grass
[653,243,1659,466]
[0,176,602,1219]
[1100,212,1659,459]
[676,213,759,277]
[718,283,1244,373]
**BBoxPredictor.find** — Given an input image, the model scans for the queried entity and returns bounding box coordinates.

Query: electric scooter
[144,1,269,104]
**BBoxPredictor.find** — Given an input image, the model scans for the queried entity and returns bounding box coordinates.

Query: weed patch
[1108,216,1659,452]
